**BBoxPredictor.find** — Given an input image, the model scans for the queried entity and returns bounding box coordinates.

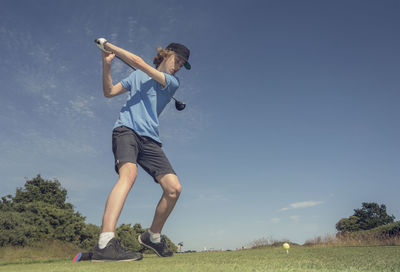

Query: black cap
[166,43,191,70]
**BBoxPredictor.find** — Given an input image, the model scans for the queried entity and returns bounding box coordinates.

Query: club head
[175,99,186,111]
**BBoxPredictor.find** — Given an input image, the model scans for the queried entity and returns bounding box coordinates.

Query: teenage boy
[92,38,191,262]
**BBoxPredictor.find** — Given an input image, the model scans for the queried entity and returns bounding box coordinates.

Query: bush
[332,221,400,246]
[116,224,142,252]
[336,202,395,233]
[0,175,94,248]
[79,224,100,250]
[375,221,400,237]
[0,175,178,252]
[0,211,47,246]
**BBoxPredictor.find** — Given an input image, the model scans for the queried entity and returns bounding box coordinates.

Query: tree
[0,175,177,252]
[336,202,395,233]
[353,202,395,230]
[0,175,92,248]
[13,175,71,209]
[0,210,47,246]
[336,216,361,233]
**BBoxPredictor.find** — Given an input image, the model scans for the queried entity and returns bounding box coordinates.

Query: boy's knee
[167,184,181,199]
[171,183,182,198]
[159,174,182,199]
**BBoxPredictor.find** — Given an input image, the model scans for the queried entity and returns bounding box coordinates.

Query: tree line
[1,175,398,250]
[336,202,395,233]
[0,175,176,252]
[335,202,399,243]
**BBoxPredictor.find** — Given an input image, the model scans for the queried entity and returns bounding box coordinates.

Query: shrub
[336,202,395,233]
[116,224,142,252]
[0,175,178,252]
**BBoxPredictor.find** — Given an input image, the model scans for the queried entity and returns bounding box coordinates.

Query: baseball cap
[166,43,191,70]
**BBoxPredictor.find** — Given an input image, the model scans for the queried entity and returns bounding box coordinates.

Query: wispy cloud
[289,215,300,222]
[270,218,281,223]
[22,130,99,158]
[279,201,323,212]
[66,96,96,118]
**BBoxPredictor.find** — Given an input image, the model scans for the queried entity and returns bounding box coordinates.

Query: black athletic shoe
[73,251,93,262]
[138,231,173,257]
[92,238,143,262]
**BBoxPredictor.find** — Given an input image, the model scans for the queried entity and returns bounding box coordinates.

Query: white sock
[148,229,161,243]
[98,232,115,249]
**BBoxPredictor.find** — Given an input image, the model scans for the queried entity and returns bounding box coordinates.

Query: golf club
[95,39,186,111]
[172,97,186,111]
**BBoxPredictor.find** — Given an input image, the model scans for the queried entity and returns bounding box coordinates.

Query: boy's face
[159,53,186,75]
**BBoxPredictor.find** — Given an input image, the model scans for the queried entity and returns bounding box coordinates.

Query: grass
[1,246,399,272]
[304,232,400,247]
[0,240,81,265]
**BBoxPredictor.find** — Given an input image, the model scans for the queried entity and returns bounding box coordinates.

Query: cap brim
[184,61,191,70]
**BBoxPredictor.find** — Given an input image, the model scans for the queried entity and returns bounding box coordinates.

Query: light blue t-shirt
[114,70,180,143]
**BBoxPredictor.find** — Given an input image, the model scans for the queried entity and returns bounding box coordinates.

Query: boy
[92,38,191,262]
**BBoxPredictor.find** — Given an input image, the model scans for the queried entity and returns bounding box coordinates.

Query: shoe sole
[91,254,143,262]
[73,252,82,262]
[138,235,172,257]
[73,251,94,262]
[91,257,142,262]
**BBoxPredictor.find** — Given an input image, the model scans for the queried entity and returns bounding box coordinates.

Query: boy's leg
[93,162,142,262]
[101,162,137,232]
[138,173,181,257]
[104,126,141,232]
[150,173,182,233]
[135,138,181,257]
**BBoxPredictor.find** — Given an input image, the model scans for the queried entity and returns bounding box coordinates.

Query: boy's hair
[153,47,175,68]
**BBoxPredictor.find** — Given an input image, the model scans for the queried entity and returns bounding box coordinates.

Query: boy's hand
[95,38,111,53]
[102,51,115,65]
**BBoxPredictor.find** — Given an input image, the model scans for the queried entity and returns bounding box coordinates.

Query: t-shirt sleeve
[120,73,134,91]
[162,73,180,94]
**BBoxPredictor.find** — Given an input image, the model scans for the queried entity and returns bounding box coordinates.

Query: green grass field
[1,246,399,272]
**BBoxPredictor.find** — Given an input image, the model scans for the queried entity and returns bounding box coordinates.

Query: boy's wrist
[102,60,112,68]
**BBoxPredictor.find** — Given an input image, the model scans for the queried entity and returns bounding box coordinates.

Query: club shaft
[115,55,136,71]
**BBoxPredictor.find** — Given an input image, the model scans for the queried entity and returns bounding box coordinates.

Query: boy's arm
[102,51,128,98]
[103,42,167,88]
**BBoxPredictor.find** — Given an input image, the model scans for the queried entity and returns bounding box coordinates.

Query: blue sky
[1,0,399,251]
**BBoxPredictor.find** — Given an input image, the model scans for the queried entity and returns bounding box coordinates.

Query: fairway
[1,246,399,272]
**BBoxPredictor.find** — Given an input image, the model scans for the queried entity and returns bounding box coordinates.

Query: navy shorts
[112,126,176,182]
